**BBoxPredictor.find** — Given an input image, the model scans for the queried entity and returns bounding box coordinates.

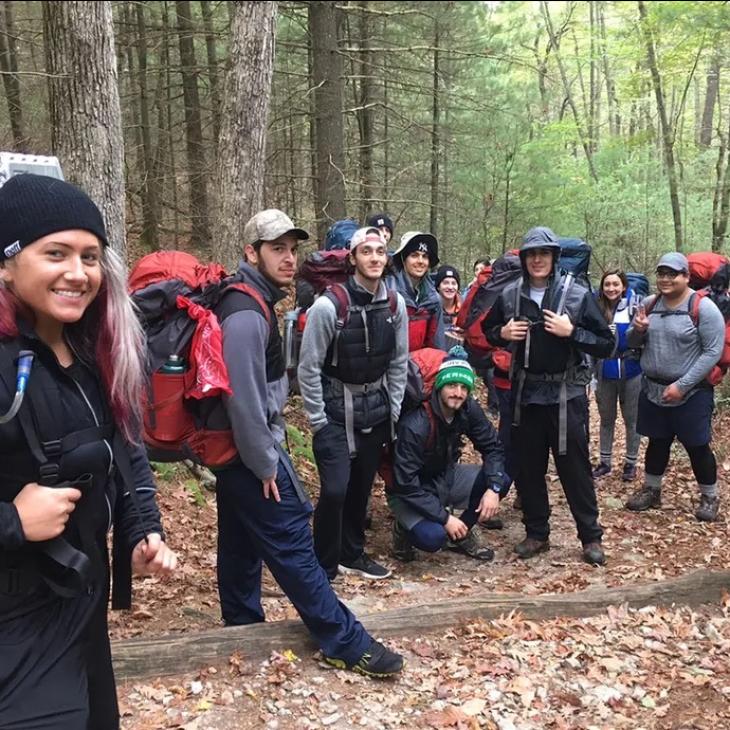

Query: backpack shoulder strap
[688,291,702,326]
[324,282,352,328]
[387,289,398,316]
[223,282,272,327]
[644,293,659,315]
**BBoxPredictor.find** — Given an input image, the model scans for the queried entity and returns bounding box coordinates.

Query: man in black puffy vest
[483,226,614,566]
[298,227,409,581]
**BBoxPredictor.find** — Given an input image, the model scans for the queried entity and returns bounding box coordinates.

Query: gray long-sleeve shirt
[298,278,409,433]
[626,291,725,406]
[220,264,288,480]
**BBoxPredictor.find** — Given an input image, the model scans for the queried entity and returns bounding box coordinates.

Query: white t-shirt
[529,286,546,307]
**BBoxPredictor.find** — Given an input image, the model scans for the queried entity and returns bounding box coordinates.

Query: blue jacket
[599,290,642,380]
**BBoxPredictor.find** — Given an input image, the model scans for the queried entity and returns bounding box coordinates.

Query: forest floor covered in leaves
[113,389,730,729]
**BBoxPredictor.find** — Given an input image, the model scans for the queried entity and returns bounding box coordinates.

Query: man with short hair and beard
[388,348,505,563]
[213,210,404,677]
[298,227,409,582]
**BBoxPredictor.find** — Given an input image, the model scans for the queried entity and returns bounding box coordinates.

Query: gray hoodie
[219,262,289,480]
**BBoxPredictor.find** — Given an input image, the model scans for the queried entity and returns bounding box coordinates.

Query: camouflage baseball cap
[243,209,309,245]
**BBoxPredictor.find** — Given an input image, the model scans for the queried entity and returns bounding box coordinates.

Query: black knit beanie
[434,264,461,289]
[0,174,108,261]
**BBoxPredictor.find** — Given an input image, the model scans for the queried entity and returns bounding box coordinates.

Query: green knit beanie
[435,345,476,392]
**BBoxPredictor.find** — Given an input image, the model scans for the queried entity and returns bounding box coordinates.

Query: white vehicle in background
[0,152,63,188]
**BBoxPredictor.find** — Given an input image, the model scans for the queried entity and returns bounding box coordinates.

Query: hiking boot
[582,542,606,566]
[391,520,416,563]
[338,553,392,579]
[513,537,550,559]
[324,639,404,678]
[447,527,494,561]
[695,494,720,522]
[625,486,661,512]
[481,516,504,530]
[592,462,611,479]
[621,463,637,482]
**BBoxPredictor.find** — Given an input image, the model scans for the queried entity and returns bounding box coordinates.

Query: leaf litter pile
[114,391,730,728]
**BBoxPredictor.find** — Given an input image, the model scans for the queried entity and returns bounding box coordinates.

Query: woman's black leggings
[645,437,717,485]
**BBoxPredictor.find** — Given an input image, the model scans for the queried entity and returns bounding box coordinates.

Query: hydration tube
[0,350,34,424]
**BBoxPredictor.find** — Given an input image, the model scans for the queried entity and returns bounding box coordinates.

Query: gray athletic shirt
[626,291,725,406]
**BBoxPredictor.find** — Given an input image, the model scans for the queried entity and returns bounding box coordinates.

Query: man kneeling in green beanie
[387,346,506,562]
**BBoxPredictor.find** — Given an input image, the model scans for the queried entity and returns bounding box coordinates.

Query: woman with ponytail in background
[592,269,642,483]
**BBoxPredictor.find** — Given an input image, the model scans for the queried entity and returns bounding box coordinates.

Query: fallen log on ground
[113,568,730,680]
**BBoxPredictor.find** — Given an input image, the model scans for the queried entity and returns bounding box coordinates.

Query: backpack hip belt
[342,373,388,457]
[512,364,588,456]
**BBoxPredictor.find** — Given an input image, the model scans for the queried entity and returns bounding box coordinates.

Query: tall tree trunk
[176,0,210,248]
[211,1,277,268]
[430,22,440,236]
[712,111,730,251]
[357,0,374,220]
[43,1,126,255]
[136,1,159,247]
[699,55,720,149]
[0,1,25,150]
[541,2,599,182]
[637,0,683,251]
[200,0,221,148]
[309,0,346,243]
[598,2,620,137]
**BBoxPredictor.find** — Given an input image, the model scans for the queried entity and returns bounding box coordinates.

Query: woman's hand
[13,482,82,541]
[131,533,177,576]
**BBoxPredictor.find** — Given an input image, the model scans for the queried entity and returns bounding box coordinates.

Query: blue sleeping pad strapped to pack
[558,237,592,290]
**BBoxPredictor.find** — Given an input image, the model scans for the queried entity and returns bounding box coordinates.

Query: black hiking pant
[513,396,603,545]
[312,420,389,579]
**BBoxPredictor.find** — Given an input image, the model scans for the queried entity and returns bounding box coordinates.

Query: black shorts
[636,388,714,447]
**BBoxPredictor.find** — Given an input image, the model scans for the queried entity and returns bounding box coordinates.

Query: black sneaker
[592,462,611,479]
[446,527,495,561]
[324,639,404,678]
[625,486,661,512]
[621,463,637,482]
[338,553,392,579]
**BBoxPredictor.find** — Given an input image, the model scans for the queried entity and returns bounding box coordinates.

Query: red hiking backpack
[645,254,730,386]
[129,251,270,467]
[378,347,446,489]
[456,250,521,358]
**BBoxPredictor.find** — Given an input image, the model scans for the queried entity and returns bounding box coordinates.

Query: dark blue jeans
[214,453,371,665]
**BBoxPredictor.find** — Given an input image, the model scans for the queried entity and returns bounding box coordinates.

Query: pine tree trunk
[136,1,159,247]
[0,1,25,150]
[598,2,620,137]
[357,0,375,220]
[309,0,346,243]
[211,1,277,268]
[637,0,683,251]
[430,23,440,237]
[43,1,127,255]
[200,0,221,148]
[699,55,720,149]
[176,0,210,248]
